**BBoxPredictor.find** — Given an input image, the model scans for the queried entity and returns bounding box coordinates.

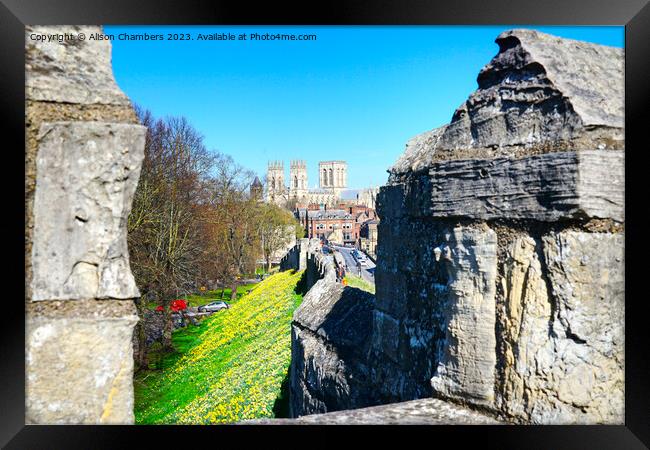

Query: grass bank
[344,274,376,294]
[134,270,304,424]
[143,284,259,310]
[184,283,259,308]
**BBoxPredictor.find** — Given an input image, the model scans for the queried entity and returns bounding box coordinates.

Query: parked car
[198,301,230,313]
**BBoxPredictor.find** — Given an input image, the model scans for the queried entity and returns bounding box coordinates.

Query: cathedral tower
[266,161,285,204]
[289,160,308,200]
[318,161,347,201]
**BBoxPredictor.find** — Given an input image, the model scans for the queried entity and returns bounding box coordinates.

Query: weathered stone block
[26,301,138,424]
[25,26,131,105]
[430,225,498,406]
[389,127,447,182]
[290,325,342,416]
[290,243,376,417]
[374,268,408,319]
[31,121,146,301]
[294,282,375,350]
[498,231,624,424]
[255,398,500,425]
[437,29,623,153]
[543,231,624,356]
[371,310,401,364]
[376,184,406,220]
[542,231,624,424]
[427,151,623,222]
[388,29,624,183]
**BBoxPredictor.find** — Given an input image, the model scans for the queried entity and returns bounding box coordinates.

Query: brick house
[297,205,377,247]
[360,219,379,259]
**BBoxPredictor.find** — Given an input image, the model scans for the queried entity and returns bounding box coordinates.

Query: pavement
[330,245,376,284]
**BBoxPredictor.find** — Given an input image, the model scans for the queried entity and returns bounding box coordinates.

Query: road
[330,245,376,284]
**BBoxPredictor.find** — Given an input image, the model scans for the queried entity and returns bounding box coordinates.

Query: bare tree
[129,108,216,355]
[203,154,258,301]
[258,204,301,272]
[129,107,300,367]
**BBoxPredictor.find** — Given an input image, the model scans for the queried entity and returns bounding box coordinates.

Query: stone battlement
[289,29,624,425]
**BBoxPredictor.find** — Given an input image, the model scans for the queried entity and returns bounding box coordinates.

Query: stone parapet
[284,28,625,425]
[25,25,144,424]
[25,26,131,105]
[371,29,625,424]
[380,150,624,222]
[280,238,309,272]
[288,239,376,417]
[244,398,500,425]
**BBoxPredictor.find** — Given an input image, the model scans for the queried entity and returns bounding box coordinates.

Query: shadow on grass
[272,366,292,418]
[270,270,307,418]
[294,269,310,296]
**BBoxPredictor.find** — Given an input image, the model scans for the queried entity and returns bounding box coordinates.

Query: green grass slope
[344,274,376,294]
[134,270,304,424]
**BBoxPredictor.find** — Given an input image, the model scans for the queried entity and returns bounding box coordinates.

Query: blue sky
[105,25,623,189]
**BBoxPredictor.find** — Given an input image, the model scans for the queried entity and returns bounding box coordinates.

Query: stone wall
[25,26,145,424]
[372,29,624,424]
[286,239,376,417]
[288,29,624,425]
[249,398,499,425]
[280,238,309,272]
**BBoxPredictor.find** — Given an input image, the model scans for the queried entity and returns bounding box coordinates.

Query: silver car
[198,301,230,312]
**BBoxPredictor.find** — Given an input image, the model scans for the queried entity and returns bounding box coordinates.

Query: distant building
[289,160,309,200]
[297,208,357,246]
[357,186,380,210]
[250,176,263,201]
[266,161,286,204]
[360,219,379,259]
[265,159,348,207]
[297,204,377,248]
[318,161,347,200]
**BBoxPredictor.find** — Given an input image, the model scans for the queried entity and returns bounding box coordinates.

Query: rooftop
[300,209,354,220]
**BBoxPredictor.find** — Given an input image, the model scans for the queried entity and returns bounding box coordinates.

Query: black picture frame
[2,0,648,448]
